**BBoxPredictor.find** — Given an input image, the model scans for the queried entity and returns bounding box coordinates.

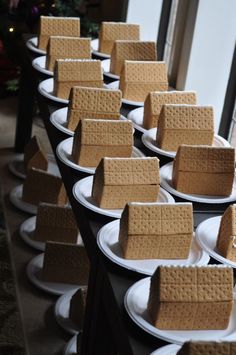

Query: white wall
[176,0,236,132]
[126,0,163,41]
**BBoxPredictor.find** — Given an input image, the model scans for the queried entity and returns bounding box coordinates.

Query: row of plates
[27,37,109,59]
[11,164,236,351]
[10,155,236,209]
[23,243,236,347]
[19,213,236,348]
[24,36,236,351]
[10,157,236,274]
[19,212,236,270]
[50,106,231,159]
[38,77,143,106]
[32,55,118,81]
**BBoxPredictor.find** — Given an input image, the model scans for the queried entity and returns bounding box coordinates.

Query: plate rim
[73,175,175,219]
[124,277,236,345]
[142,128,231,158]
[19,216,45,251]
[91,38,110,59]
[127,107,146,133]
[20,215,83,252]
[10,184,37,214]
[142,128,174,158]
[160,162,236,204]
[50,107,73,136]
[26,253,82,296]
[106,80,144,107]
[56,137,145,174]
[54,289,81,335]
[26,36,46,55]
[8,154,58,180]
[32,55,53,76]
[97,219,210,275]
[101,58,119,79]
[38,78,69,104]
[8,156,25,179]
[50,107,129,137]
[195,215,236,268]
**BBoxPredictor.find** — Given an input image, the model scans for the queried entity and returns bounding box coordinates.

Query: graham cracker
[98,22,140,54]
[172,145,235,196]
[119,202,193,259]
[42,241,89,284]
[23,135,48,172]
[54,59,103,99]
[46,36,91,72]
[217,204,236,262]
[143,91,197,129]
[156,104,214,151]
[69,286,87,328]
[119,60,168,102]
[34,202,78,243]
[71,119,133,167]
[67,86,122,131]
[38,16,80,50]
[92,157,160,209]
[110,40,157,75]
[22,168,67,206]
[147,265,233,330]
[177,341,236,355]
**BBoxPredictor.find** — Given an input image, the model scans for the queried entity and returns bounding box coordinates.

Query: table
[14,34,232,355]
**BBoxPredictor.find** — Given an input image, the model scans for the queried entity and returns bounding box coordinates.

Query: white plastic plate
[160,162,236,204]
[56,137,145,174]
[125,277,236,344]
[72,176,175,219]
[97,219,210,275]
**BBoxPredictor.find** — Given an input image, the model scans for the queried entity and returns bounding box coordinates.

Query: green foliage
[0,0,99,96]
[53,0,83,17]
[81,18,99,39]
[52,0,99,38]
[6,78,19,92]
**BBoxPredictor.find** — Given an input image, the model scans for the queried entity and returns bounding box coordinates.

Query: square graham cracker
[92,157,160,209]
[98,22,140,54]
[54,59,103,99]
[110,40,157,75]
[143,91,197,129]
[147,265,234,330]
[119,202,193,259]
[156,104,214,151]
[38,16,80,50]
[172,145,235,196]
[46,36,91,72]
[71,119,133,167]
[34,202,78,243]
[217,204,236,262]
[23,135,48,172]
[22,168,67,206]
[69,287,87,328]
[66,86,121,131]
[119,60,168,102]
[42,241,89,284]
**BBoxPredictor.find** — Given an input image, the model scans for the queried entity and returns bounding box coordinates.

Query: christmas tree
[0,0,98,97]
